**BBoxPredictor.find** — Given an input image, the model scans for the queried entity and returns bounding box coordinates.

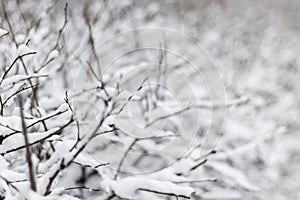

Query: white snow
[0,127,60,154]
[17,44,36,56]
[47,50,59,61]
[0,169,26,182]
[0,28,8,38]
[1,74,47,88]
[0,2,298,200]
[0,156,9,173]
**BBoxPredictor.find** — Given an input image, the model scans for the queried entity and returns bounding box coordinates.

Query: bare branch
[53,3,68,50]
[145,96,250,128]
[189,159,207,171]
[2,84,39,106]
[173,178,217,184]
[1,0,18,46]
[65,185,101,192]
[114,78,147,115]
[83,3,101,76]
[138,188,191,199]
[1,118,73,155]
[0,52,37,85]
[114,138,138,180]
[18,95,36,191]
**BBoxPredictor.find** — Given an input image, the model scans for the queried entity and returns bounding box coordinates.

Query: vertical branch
[0,96,3,116]
[154,42,164,101]
[53,3,68,50]
[83,3,101,76]
[18,95,36,191]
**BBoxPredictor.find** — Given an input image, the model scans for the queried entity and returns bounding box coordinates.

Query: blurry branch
[104,193,116,200]
[36,56,56,72]
[36,3,68,73]
[145,96,249,128]
[138,133,178,141]
[1,0,17,45]
[53,3,68,50]
[83,3,101,76]
[0,96,3,116]
[154,42,164,100]
[114,78,147,115]
[145,102,192,128]
[131,135,180,167]
[45,0,61,14]
[15,0,29,34]
[138,188,191,199]
[173,178,217,184]
[194,149,217,161]
[139,80,153,122]
[114,138,138,180]
[70,86,101,98]
[86,61,110,98]
[18,95,36,191]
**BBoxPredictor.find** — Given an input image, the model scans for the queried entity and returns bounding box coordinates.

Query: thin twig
[44,104,114,195]
[154,42,164,100]
[2,84,39,106]
[18,95,36,191]
[145,96,249,128]
[53,3,68,50]
[114,138,138,180]
[138,188,191,199]
[1,0,17,45]
[0,52,37,85]
[83,3,101,76]
[189,159,207,171]
[1,107,68,139]
[1,118,73,155]
[173,178,217,184]
[65,185,101,192]
[72,161,110,169]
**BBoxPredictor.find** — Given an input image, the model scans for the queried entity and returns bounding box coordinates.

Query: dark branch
[18,95,36,191]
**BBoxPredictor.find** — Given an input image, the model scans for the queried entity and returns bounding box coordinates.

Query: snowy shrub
[0,1,299,200]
